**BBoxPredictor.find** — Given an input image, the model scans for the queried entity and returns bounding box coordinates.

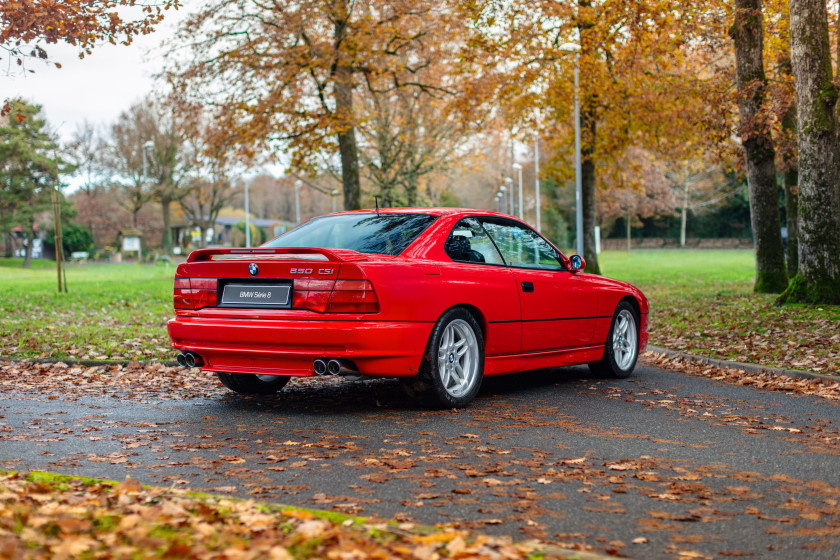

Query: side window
[481,221,565,270]
[445,218,504,264]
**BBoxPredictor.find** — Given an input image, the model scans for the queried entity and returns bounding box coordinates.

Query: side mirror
[569,254,586,272]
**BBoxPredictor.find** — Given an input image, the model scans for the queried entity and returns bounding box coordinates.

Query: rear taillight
[292,279,335,312]
[173,275,217,310]
[292,277,379,313]
[327,279,379,313]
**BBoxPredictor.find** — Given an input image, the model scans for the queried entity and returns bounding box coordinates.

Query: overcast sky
[4,5,190,143]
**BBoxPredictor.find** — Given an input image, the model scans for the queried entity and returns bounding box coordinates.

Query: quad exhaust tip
[177,351,204,368]
[313,358,361,379]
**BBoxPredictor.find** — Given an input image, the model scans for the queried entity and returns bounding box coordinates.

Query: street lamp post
[505,177,514,216]
[559,42,583,256]
[534,111,541,232]
[495,192,503,213]
[512,163,523,220]
[499,185,507,214]
[331,189,339,212]
[294,180,302,223]
[244,180,250,247]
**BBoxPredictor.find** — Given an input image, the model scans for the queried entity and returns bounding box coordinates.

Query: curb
[646,345,839,383]
[0,357,180,368]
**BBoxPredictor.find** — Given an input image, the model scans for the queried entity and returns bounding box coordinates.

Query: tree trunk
[625,211,631,252]
[406,174,419,207]
[680,162,688,247]
[729,0,788,293]
[581,106,601,275]
[3,232,12,258]
[779,56,799,275]
[333,10,361,211]
[22,228,33,268]
[780,0,840,304]
[161,196,173,255]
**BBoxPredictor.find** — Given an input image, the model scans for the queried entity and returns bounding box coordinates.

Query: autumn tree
[778,0,840,304]
[103,100,192,251]
[175,114,243,248]
[597,147,676,251]
[357,55,488,207]
[0,0,179,68]
[463,0,728,274]
[164,0,465,211]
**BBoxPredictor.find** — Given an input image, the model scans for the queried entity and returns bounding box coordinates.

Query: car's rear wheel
[216,372,290,394]
[402,308,484,408]
[588,301,639,379]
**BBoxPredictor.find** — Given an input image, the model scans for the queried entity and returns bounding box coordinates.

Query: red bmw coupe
[168,208,649,407]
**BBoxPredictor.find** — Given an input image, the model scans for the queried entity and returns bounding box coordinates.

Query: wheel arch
[442,303,487,342]
[619,295,641,323]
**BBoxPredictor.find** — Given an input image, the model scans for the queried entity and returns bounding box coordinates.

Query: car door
[480,219,597,353]
[442,218,522,356]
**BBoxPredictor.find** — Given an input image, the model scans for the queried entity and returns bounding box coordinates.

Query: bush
[43,223,94,255]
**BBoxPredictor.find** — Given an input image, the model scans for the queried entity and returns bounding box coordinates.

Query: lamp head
[512,163,522,170]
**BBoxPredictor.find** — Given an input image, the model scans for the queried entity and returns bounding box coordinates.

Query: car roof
[321,207,511,219]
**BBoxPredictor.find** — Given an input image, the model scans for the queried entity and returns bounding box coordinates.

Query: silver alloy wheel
[613,309,638,370]
[437,318,480,398]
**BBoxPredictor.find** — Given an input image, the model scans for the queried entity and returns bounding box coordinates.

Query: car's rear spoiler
[186,247,369,263]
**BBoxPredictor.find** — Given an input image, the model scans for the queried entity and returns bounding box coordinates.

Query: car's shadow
[213,366,604,415]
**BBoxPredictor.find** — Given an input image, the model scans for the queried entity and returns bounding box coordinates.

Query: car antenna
[374,196,380,214]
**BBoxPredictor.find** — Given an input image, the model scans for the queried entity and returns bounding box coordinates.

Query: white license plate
[221,284,291,307]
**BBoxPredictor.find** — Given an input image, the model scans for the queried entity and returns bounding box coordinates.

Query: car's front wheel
[216,372,290,394]
[402,308,484,408]
[588,301,639,378]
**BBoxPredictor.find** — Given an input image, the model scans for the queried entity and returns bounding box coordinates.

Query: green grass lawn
[0,252,837,374]
[600,249,840,374]
[0,259,174,361]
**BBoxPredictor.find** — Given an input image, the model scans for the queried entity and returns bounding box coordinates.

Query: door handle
[521,281,534,293]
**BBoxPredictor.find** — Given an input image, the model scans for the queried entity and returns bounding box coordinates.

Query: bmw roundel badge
[248,263,259,277]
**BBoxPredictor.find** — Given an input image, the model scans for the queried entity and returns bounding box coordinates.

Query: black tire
[216,372,290,394]
[401,308,485,408]
[588,301,640,379]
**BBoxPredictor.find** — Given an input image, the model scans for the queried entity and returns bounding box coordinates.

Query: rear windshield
[263,213,437,256]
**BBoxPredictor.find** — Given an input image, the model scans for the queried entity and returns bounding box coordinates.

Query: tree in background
[104,100,192,251]
[357,51,490,207]
[778,0,840,304]
[462,0,727,274]
[729,0,788,293]
[597,147,676,251]
[0,100,64,267]
[164,0,470,211]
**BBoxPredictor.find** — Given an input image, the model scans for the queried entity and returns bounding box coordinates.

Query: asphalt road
[2,363,839,559]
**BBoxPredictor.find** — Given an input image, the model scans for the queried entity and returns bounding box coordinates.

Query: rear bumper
[168,316,433,377]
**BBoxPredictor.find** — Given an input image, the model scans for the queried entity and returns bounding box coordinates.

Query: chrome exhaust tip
[327,359,361,379]
[176,353,187,367]
[184,352,204,368]
[313,358,328,375]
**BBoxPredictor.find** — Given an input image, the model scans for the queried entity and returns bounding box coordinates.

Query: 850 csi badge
[248,263,259,276]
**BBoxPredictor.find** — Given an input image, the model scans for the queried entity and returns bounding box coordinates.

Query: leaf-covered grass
[0,471,560,560]
[600,249,840,375]
[0,260,174,361]
[0,252,837,375]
